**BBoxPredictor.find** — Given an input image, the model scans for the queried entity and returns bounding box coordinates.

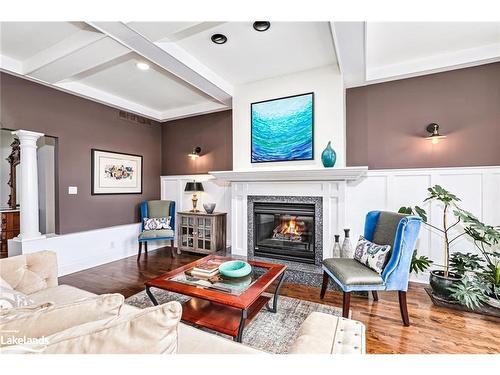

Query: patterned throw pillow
[0,287,35,309]
[143,217,171,231]
[353,235,392,274]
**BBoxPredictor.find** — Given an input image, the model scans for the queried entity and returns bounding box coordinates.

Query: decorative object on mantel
[399,185,500,315]
[332,234,341,258]
[188,146,202,160]
[203,202,216,214]
[321,141,337,168]
[184,181,204,212]
[251,92,314,163]
[341,229,353,258]
[91,149,142,195]
[425,123,446,145]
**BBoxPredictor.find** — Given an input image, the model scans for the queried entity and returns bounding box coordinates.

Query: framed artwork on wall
[251,92,314,163]
[91,149,143,195]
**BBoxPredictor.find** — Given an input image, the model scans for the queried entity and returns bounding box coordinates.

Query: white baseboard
[8,223,169,276]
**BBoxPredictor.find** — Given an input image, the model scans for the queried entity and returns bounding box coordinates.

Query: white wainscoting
[160,175,232,247]
[8,223,168,276]
[160,166,500,283]
[346,166,500,282]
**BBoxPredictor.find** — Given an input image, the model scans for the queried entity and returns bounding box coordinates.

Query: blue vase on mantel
[321,141,336,168]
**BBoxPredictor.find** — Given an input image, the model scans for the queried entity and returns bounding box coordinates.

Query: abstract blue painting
[251,92,314,163]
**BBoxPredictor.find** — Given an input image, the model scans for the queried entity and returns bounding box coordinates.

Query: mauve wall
[161,110,232,175]
[346,62,500,169]
[0,73,162,234]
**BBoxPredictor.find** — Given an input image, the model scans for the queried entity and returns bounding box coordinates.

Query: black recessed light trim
[211,33,227,44]
[253,21,271,32]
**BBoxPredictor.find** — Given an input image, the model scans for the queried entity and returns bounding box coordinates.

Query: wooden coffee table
[144,255,286,342]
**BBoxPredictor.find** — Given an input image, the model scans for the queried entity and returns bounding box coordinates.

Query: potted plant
[399,185,466,300]
[447,211,500,310]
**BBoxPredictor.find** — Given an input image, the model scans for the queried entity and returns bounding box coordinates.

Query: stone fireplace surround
[247,195,323,266]
[210,167,368,286]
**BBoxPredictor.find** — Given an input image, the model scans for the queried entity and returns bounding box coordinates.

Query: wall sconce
[426,123,446,145]
[188,146,201,160]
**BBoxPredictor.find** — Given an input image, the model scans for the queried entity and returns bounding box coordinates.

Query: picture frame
[91,149,143,195]
[251,92,314,163]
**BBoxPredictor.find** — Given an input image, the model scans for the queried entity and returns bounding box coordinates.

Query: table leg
[235,309,248,343]
[266,271,285,313]
[146,286,159,306]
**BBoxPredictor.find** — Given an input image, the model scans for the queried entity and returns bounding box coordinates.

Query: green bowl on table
[218,260,252,278]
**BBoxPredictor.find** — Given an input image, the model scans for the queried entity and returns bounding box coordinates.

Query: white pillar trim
[11,129,46,241]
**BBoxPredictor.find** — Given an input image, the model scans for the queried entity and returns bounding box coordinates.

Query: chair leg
[398,291,410,326]
[170,240,175,258]
[372,291,379,301]
[342,292,351,318]
[137,242,142,261]
[144,242,148,254]
[320,272,329,299]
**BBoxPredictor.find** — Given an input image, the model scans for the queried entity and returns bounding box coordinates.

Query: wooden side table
[177,211,227,254]
[1,210,20,258]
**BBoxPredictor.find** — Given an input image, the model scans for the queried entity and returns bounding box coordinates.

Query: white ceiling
[333,21,500,87]
[2,21,499,120]
[0,21,337,122]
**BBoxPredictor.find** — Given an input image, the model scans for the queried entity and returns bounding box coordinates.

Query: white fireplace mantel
[209,167,368,182]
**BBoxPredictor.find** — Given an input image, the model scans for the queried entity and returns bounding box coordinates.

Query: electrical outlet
[68,186,77,195]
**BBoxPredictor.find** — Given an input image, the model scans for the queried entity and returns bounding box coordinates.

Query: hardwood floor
[60,247,500,354]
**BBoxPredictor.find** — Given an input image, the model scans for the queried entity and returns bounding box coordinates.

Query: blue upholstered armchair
[138,200,176,260]
[320,211,421,326]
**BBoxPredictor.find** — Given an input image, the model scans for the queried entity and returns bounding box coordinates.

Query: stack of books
[188,259,223,279]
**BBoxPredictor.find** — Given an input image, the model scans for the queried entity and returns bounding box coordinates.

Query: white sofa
[0,251,365,354]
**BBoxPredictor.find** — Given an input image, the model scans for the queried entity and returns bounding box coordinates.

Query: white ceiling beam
[22,29,106,75]
[87,22,233,106]
[28,37,131,84]
[331,22,366,88]
[0,54,23,73]
[160,102,228,122]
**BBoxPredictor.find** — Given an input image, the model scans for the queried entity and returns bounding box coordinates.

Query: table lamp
[185,181,204,212]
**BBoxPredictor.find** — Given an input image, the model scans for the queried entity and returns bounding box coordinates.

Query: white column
[12,130,45,241]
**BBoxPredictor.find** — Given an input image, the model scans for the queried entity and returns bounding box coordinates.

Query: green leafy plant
[399,185,465,276]
[410,250,433,274]
[448,278,489,310]
[400,185,500,310]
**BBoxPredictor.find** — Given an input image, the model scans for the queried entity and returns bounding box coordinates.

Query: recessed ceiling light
[136,62,150,71]
[211,34,227,44]
[253,21,271,32]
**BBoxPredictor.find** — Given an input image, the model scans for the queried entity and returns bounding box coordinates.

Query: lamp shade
[185,182,204,192]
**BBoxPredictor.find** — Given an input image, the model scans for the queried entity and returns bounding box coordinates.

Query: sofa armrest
[288,312,365,354]
[0,251,58,294]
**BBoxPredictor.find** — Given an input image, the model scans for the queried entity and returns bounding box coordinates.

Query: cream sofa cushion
[0,251,58,294]
[26,301,182,354]
[0,293,124,346]
[0,287,34,309]
[0,277,12,290]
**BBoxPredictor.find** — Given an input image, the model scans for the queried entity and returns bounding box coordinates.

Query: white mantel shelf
[209,167,368,182]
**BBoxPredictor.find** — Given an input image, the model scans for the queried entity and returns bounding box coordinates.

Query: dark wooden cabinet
[1,210,20,258]
[177,212,227,254]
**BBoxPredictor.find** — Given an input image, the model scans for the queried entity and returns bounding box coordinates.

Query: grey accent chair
[138,200,176,260]
[320,211,421,326]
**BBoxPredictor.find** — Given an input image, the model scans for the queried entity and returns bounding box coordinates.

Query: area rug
[125,289,344,354]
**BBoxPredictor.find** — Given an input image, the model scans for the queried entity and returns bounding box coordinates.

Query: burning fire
[273,217,305,242]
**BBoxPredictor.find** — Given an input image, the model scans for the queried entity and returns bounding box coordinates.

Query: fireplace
[253,202,316,264]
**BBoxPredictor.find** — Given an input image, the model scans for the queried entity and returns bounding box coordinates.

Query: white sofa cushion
[0,293,124,346]
[21,301,182,354]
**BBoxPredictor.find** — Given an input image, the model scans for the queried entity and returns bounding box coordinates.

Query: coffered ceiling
[2,21,499,121]
[0,21,337,122]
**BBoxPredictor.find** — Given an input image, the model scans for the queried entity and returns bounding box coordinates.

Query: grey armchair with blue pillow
[320,211,421,326]
[138,200,176,260]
